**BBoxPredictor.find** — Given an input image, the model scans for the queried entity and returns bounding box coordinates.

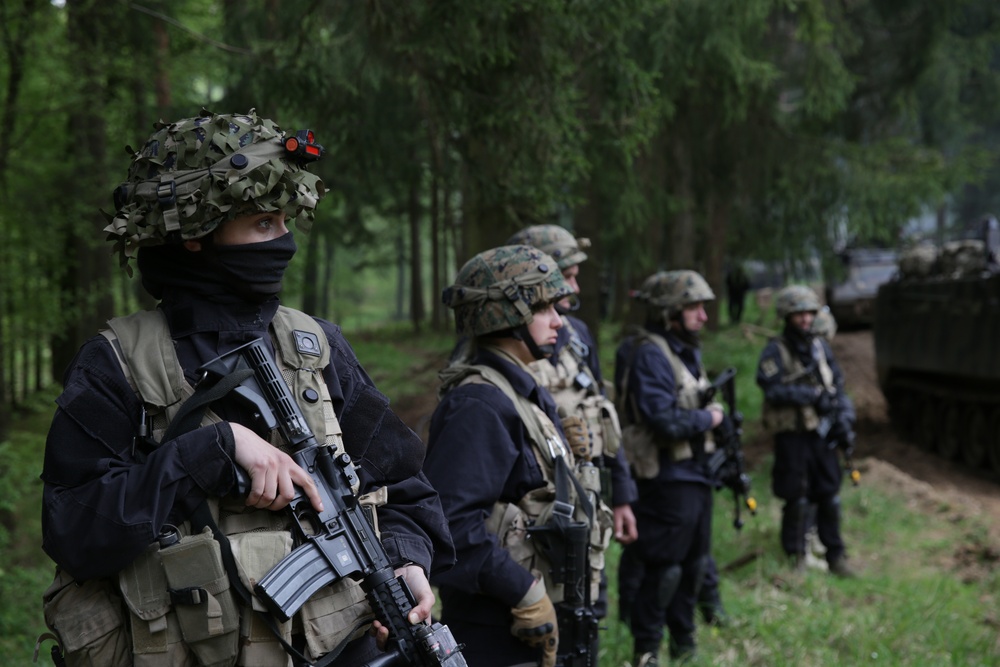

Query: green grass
[3,321,999,666]
[597,465,1000,666]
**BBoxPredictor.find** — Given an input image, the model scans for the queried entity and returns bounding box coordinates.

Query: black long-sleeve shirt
[41,293,454,582]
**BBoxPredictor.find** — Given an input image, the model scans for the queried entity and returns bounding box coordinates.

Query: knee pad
[657,564,683,609]
[692,554,710,599]
[817,495,842,520]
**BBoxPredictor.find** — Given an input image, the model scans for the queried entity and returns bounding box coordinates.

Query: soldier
[757,285,857,577]
[425,245,613,666]
[615,270,726,665]
[39,110,454,666]
[504,225,639,548]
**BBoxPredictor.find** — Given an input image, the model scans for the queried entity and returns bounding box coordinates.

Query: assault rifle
[700,368,757,530]
[796,361,861,487]
[526,462,598,667]
[197,339,467,667]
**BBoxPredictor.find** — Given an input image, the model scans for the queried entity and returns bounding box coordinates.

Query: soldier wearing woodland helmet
[756,285,857,577]
[498,225,638,654]
[425,245,614,667]
[40,109,454,666]
[613,269,727,665]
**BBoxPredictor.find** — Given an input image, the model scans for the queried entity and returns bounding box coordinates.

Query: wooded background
[2,0,999,441]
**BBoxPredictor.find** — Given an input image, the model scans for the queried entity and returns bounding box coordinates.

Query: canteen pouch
[42,568,130,667]
[159,527,240,667]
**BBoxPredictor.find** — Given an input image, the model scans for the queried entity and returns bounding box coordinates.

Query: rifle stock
[197,338,467,667]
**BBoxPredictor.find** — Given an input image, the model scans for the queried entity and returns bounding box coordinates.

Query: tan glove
[560,413,591,460]
[510,578,558,667]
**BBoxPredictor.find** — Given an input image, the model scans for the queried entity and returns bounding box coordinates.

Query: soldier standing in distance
[756,285,857,577]
[615,270,726,665]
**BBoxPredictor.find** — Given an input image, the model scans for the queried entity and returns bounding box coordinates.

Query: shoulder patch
[761,358,779,378]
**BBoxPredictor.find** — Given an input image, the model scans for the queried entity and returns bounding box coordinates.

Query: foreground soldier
[39,110,454,665]
[615,270,725,665]
[426,245,613,666]
[757,285,857,577]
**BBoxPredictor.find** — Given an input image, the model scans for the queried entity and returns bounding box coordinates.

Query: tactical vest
[761,336,834,434]
[618,330,717,480]
[438,358,613,604]
[42,307,383,667]
[527,316,622,464]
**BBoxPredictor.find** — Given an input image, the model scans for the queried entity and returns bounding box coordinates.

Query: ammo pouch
[621,423,660,480]
[119,528,240,667]
[42,568,130,667]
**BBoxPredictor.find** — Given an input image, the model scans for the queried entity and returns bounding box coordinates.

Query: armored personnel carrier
[874,216,1000,475]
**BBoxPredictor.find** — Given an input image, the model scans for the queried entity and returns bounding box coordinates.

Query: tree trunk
[667,133,695,269]
[52,0,116,380]
[573,177,603,348]
[703,196,731,332]
[408,165,424,332]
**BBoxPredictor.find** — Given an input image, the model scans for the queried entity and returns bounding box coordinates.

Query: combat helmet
[505,225,590,270]
[104,108,326,271]
[774,285,821,319]
[442,245,572,338]
[635,269,715,320]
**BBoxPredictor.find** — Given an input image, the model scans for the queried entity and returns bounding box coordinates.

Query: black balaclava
[137,232,297,304]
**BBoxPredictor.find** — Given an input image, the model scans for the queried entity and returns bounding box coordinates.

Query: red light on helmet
[284,129,324,162]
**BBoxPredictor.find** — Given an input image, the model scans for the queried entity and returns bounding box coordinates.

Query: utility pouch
[621,424,660,479]
[599,401,622,457]
[159,527,240,667]
[42,568,130,667]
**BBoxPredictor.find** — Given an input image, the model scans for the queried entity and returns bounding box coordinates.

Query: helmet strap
[513,324,553,360]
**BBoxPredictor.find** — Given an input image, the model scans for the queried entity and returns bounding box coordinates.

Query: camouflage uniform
[40,111,454,666]
[757,285,856,576]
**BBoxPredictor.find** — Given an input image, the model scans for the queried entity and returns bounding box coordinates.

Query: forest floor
[390,329,1000,583]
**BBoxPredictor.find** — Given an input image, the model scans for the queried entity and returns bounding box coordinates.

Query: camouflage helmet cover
[635,270,715,316]
[504,224,590,270]
[812,306,837,341]
[442,245,573,336]
[775,285,821,318]
[104,108,326,269]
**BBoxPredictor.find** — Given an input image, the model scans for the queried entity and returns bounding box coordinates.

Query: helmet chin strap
[513,325,554,360]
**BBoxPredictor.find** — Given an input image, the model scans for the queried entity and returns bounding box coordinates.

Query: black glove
[828,417,855,451]
[814,389,836,416]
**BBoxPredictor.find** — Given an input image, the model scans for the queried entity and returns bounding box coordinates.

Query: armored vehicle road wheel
[961,405,989,468]
[987,409,1000,478]
[938,403,962,461]
[916,396,938,452]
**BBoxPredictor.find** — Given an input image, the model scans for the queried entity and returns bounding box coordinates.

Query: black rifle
[798,361,861,487]
[701,368,757,530]
[526,460,598,667]
[197,338,467,667]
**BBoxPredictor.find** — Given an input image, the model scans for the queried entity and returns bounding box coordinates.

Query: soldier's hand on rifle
[707,404,725,429]
[229,422,324,513]
[511,578,558,667]
[560,412,591,459]
[370,564,435,649]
